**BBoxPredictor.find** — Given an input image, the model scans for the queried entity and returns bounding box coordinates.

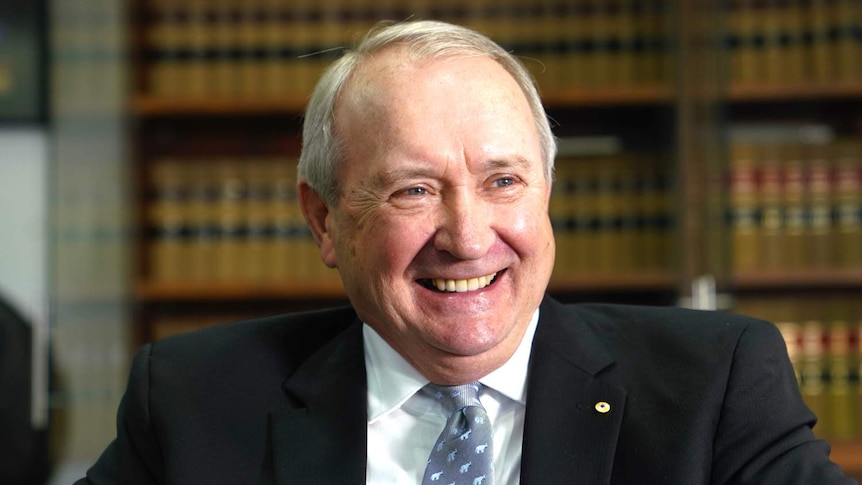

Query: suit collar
[269,320,367,485]
[520,296,626,484]
[266,297,627,484]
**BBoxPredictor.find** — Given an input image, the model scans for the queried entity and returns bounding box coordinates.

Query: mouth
[418,271,502,293]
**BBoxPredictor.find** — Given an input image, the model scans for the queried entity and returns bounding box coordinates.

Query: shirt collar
[364,309,540,423]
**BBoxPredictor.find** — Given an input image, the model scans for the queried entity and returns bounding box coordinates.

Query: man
[78,20,855,484]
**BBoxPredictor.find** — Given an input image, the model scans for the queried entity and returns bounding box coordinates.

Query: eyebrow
[370,155,535,189]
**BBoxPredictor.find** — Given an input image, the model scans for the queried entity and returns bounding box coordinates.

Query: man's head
[298,20,557,383]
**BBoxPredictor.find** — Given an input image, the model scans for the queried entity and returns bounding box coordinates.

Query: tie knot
[425,382,483,414]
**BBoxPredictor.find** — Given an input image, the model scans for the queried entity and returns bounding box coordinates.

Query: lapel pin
[594,401,611,414]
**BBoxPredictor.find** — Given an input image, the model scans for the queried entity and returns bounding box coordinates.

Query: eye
[491,176,516,188]
[403,186,428,196]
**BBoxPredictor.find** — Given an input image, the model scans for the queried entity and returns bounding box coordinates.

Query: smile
[419,272,500,293]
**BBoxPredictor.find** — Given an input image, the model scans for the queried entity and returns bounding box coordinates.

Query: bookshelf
[720,0,862,476]
[125,0,862,475]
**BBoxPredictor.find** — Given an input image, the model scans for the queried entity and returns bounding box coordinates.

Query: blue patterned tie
[421,382,494,485]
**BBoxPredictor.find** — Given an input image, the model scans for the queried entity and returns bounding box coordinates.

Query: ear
[298,181,337,268]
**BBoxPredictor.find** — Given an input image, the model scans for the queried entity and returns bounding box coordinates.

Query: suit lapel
[269,322,368,485]
[521,297,626,484]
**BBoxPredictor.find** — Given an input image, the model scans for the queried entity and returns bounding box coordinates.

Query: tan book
[779,0,806,85]
[805,142,834,268]
[146,0,186,97]
[807,0,834,84]
[616,0,637,89]
[550,159,575,280]
[729,0,759,87]
[536,4,570,95]
[210,0,237,98]
[243,158,275,282]
[800,320,827,437]
[729,141,761,272]
[593,154,624,274]
[856,320,862,439]
[184,0,215,98]
[781,143,807,268]
[148,201,187,284]
[831,0,861,83]
[564,0,594,90]
[776,320,802,384]
[824,320,857,441]
[186,161,219,283]
[570,159,597,275]
[760,0,784,86]
[236,0,265,99]
[259,0,290,98]
[757,142,785,269]
[148,158,190,283]
[833,139,862,268]
[589,0,613,89]
[616,152,640,272]
[639,153,672,272]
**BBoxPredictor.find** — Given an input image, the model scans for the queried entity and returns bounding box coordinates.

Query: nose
[433,189,495,260]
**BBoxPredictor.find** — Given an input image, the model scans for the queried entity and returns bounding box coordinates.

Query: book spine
[148,158,189,283]
[550,158,574,281]
[781,142,807,268]
[800,320,827,433]
[757,142,785,269]
[808,0,834,84]
[147,0,186,97]
[833,139,862,269]
[825,320,857,440]
[806,142,834,268]
[729,0,756,88]
[729,141,761,272]
[832,0,861,82]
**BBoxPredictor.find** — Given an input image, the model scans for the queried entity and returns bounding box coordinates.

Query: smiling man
[77,20,855,485]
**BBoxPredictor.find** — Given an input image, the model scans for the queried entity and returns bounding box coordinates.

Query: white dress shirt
[364,310,539,485]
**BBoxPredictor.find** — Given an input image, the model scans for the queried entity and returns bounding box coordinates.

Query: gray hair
[298,20,557,206]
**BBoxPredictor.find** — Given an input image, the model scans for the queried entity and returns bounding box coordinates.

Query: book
[825,320,857,440]
[728,141,760,272]
[833,139,862,269]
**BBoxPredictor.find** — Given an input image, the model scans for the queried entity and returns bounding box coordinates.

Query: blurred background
[0,0,860,482]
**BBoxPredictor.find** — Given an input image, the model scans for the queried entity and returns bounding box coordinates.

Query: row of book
[550,151,675,278]
[735,296,862,441]
[147,156,339,286]
[727,0,862,88]
[728,127,862,272]
[142,0,673,99]
[146,150,676,286]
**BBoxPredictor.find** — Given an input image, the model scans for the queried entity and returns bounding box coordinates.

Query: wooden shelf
[729,82,862,103]
[136,282,345,301]
[132,96,309,116]
[829,441,862,475]
[542,85,674,107]
[732,268,862,291]
[132,85,674,116]
[548,271,676,293]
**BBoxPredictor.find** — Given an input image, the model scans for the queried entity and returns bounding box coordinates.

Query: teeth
[430,272,497,293]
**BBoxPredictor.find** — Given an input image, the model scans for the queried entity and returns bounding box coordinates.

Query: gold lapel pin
[594,401,611,414]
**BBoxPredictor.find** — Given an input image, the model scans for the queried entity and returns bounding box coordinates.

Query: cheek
[345,212,433,272]
[506,200,552,245]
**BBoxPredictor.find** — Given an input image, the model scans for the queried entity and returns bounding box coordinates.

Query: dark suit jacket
[77,296,855,484]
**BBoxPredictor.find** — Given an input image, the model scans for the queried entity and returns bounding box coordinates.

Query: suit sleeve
[710,319,855,484]
[74,344,165,485]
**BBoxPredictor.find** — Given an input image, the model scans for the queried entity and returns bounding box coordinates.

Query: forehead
[334,49,540,161]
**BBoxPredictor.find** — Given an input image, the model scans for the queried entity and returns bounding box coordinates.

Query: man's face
[307,50,555,382]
